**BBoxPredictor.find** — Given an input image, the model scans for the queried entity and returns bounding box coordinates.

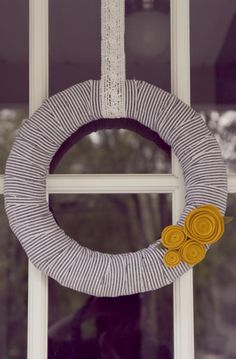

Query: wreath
[4,80,228,296]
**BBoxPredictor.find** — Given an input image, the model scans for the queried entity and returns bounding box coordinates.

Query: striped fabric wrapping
[4,80,228,297]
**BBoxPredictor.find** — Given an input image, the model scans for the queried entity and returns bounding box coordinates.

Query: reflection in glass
[191,2,236,356]
[0,196,28,359]
[200,110,236,173]
[125,0,170,90]
[48,193,173,358]
[0,0,29,174]
[49,0,171,175]
[49,0,170,93]
[191,0,236,173]
[52,121,171,174]
[0,0,28,104]
[0,107,28,173]
[0,1,28,356]
[50,193,172,253]
[49,0,101,95]
[194,194,236,359]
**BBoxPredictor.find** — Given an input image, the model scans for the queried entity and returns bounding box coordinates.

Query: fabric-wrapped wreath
[4,80,228,297]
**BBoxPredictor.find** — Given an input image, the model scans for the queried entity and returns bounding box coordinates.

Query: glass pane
[52,125,171,174]
[48,193,173,358]
[49,0,171,174]
[194,194,236,359]
[0,0,29,173]
[49,0,171,93]
[49,0,101,95]
[0,107,28,173]
[0,196,28,359]
[200,110,236,173]
[191,0,236,172]
[126,0,170,91]
[0,0,28,357]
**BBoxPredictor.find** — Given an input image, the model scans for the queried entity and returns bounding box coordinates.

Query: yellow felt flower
[163,250,181,267]
[184,204,224,244]
[180,240,206,265]
[161,225,187,249]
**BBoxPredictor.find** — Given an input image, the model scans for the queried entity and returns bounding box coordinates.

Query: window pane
[0,1,28,357]
[0,0,29,173]
[191,3,235,356]
[0,1,28,103]
[51,125,171,174]
[199,110,236,173]
[191,0,236,172]
[0,196,28,359]
[126,0,170,91]
[48,193,173,359]
[194,194,236,359]
[49,0,170,93]
[49,0,101,95]
[0,107,28,173]
[49,0,171,174]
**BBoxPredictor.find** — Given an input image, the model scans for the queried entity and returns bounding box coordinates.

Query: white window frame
[0,0,235,358]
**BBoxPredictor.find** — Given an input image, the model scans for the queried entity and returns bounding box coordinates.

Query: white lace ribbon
[100,0,126,118]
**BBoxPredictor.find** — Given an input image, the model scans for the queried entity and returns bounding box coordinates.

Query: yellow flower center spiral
[161,225,187,249]
[163,250,181,268]
[180,240,206,265]
[184,204,224,244]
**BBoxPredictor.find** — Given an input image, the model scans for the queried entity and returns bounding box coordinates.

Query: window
[191,1,236,358]
[0,1,29,357]
[0,1,235,358]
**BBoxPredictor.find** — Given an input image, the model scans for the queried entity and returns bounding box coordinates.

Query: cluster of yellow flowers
[160,204,225,267]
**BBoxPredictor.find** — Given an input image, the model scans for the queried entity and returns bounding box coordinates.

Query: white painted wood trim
[27,263,48,359]
[46,174,178,193]
[1,173,236,194]
[28,1,48,359]
[227,174,236,193]
[0,174,178,194]
[29,0,49,114]
[171,1,195,359]
[0,173,177,194]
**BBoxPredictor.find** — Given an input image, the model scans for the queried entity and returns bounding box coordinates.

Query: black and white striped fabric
[4,80,228,297]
